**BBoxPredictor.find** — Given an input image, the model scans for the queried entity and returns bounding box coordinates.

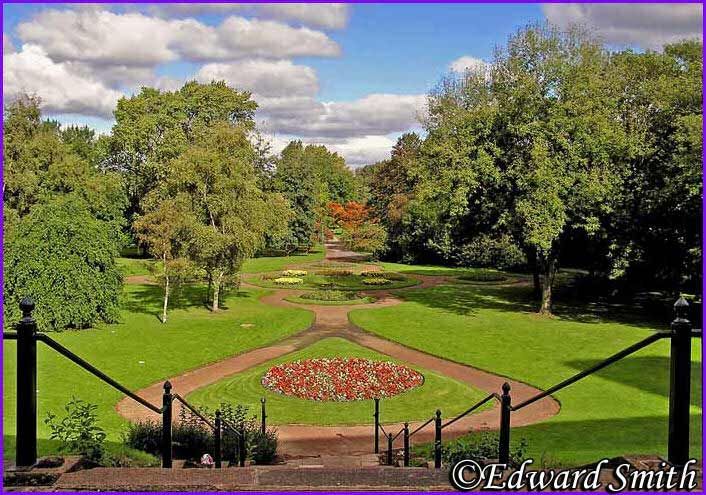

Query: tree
[3,196,122,331]
[108,81,258,220]
[133,196,197,323]
[161,123,290,311]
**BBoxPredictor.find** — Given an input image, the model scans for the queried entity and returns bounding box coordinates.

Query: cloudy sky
[3,3,702,167]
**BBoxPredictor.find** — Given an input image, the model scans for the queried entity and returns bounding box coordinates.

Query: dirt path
[116,240,560,456]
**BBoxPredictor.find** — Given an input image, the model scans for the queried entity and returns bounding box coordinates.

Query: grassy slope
[242,246,325,273]
[3,283,313,453]
[350,283,702,466]
[186,337,490,425]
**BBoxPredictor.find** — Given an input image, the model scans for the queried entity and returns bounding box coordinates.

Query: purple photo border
[0,1,703,494]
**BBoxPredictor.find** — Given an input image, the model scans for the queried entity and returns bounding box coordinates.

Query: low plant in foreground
[45,397,107,464]
[442,432,528,467]
[273,277,304,285]
[281,269,307,277]
[362,277,391,286]
[300,290,362,301]
[250,428,278,465]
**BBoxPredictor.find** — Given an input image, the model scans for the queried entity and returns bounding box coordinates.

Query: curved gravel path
[116,240,560,457]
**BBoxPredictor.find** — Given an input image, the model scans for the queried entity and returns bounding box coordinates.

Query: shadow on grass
[397,283,662,329]
[121,284,251,316]
[565,356,703,407]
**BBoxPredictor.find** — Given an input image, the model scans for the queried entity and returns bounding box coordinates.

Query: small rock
[240,323,255,328]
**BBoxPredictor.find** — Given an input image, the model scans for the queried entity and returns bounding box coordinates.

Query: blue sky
[3,3,702,166]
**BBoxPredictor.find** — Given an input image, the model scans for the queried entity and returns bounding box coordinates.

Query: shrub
[360,271,405,281]
[457,271,507,282]
[281,269,307,277]
[442,432,528,467]
[315,269,353,277]
[250,429,278,465]
[273,277,304,285]
[300,290,361,301]
[362,277,391,286]
[124,420,161,457]
[261,272,281,280]
[456,234,526,270]
[45,397,107,464]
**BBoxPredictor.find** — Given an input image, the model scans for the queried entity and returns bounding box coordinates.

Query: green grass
[116,257,155,277]
[3,283,313,458]
[246,272,419,291]
[350,283,702,466]
[186,337,491,425]
[284,295,376,306]
[242,246,325,273]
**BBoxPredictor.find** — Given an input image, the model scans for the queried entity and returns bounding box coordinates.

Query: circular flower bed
[261,358,424,401]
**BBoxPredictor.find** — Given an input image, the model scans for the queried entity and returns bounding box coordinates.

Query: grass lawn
[242,246,326,273]
[116,257,155,277]
[186,337,491,425]
[284,295,376,306]
[245,272,419,291]
[3,283,313,459]
[350,283,702,467]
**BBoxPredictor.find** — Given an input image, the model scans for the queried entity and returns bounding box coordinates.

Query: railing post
[434,409,442,469]
[238,420,246,467]
[668,297,692,466]
[403,422,410,467]
[499,382,511,465]
[260,398,267,435]
[16,298,38,467]
[373,398,380,453]
[387,432,393,465]
[161,381,173,468]
[214,410,222,469]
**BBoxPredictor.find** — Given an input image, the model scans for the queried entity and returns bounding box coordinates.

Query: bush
[281,269,307,277]
[45,397,107,464]
[315,269,353,277]
[442,432,528,467]
[456,234,526,270]
[3,196,122,331]
[360,271,405,281]
[362,277,391,286]
[300,290,361,301]
[124,420,161,457]
[250,429,278,465]
[273,277,304,285]
[457,270,507,282]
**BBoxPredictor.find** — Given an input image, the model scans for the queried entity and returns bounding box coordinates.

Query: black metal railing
[4,297,268,469]
[374,296,700,470]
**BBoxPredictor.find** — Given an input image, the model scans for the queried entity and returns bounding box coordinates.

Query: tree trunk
[162,275,169,323]
[212,271,224,312]
[538,255,556,315]
[527,248,541,300]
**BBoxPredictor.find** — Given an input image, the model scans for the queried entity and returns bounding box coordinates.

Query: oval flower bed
[261,358,424,401]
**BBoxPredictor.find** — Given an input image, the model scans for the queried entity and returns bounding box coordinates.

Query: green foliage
[442,432,528,467]
[300,290,362,301]
[457,270,507,282]
[250,429,278,465]
[123,421,162,457]
[456,235,526,270]
[340,221,388,256]
[3,196,122,331]
[362,277,391,286]
[44,397,107,464]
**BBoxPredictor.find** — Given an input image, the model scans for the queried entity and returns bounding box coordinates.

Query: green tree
[162,124,290,311]
[3,196,122,331]
[133,196,197,323]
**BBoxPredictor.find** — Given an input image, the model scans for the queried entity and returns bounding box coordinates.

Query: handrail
[36,333,162,414]
[408,416,435,438]
[378,423,388,437]
[173,394,215,430]
[391,427,404,442]
[442,393,499,430]
[512,331,669,411]
[220,416,243,438]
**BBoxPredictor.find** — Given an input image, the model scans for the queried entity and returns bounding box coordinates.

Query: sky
[3,3,703,167]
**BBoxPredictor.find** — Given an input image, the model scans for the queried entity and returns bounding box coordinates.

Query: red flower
[261,358,424,401]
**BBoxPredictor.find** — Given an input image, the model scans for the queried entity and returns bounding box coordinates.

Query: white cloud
[152,3,349,30]
[449,55,487,73]
[543,3,703,49]
[197,60,318,97]
[17,9,340,66]
[259,93,427,139]
[3,34,15,54]
[3,44,123,118]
